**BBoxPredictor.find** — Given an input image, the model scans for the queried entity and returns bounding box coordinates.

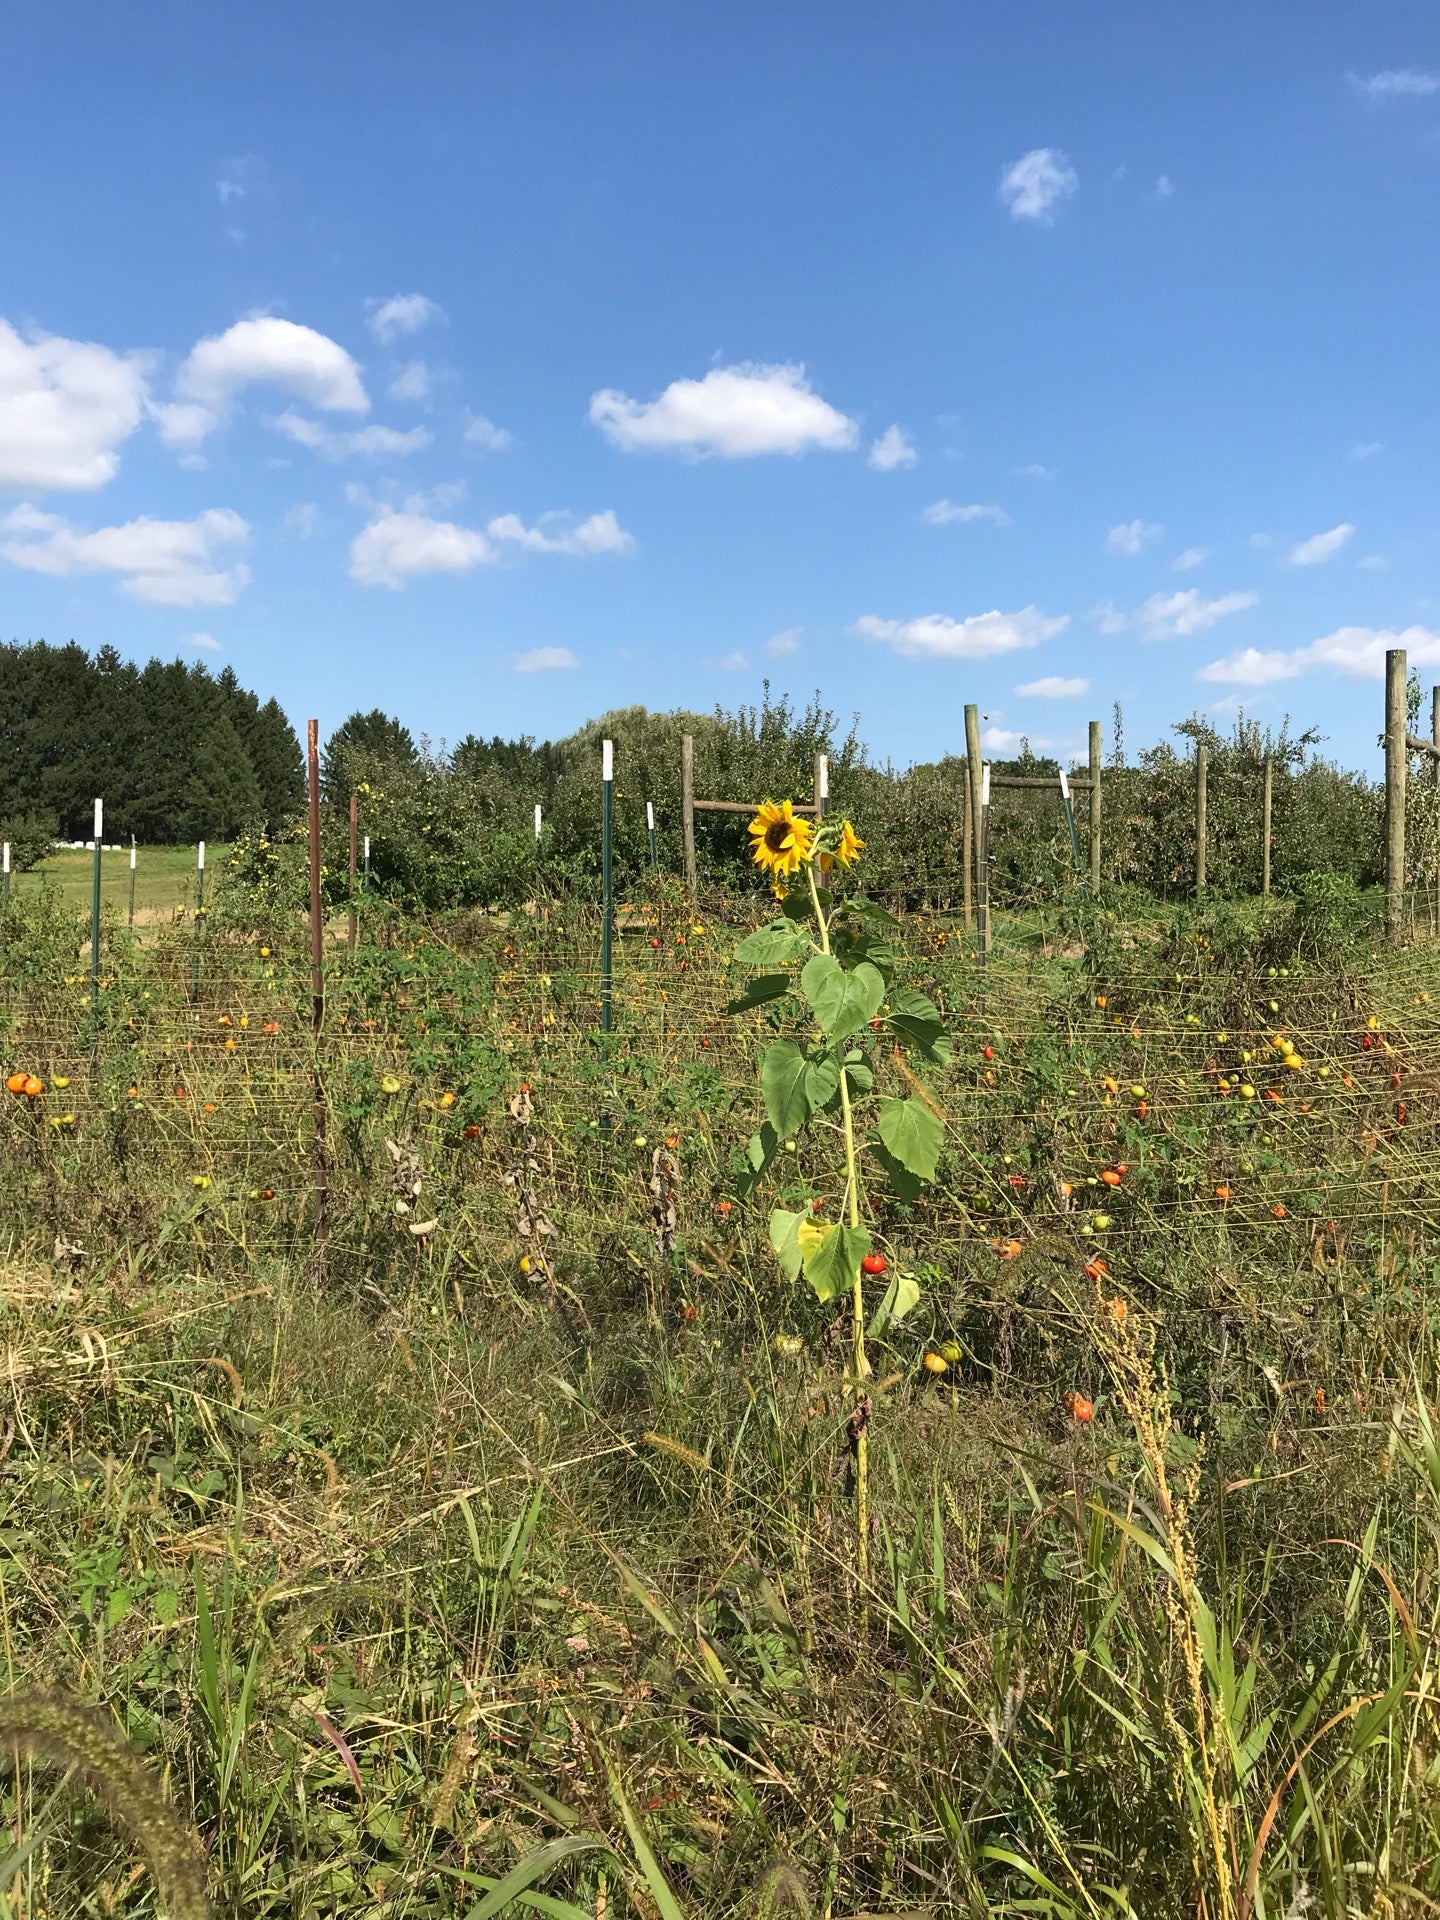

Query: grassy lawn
[9,842,229,919]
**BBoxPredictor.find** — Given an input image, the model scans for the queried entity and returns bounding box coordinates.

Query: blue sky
[1,1,1437,772]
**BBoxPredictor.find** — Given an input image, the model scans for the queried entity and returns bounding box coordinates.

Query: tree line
[0,640,303,861]
[226,690,1390,917]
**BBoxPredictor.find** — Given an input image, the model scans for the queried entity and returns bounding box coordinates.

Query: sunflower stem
[806,861,871,1608]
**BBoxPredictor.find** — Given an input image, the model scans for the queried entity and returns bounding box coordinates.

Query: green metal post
[90,799,103,1016]
[600,740,614,1035]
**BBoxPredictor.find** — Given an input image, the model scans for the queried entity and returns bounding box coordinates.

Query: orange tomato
[4,1072,27,1095]
[1063,1391,1094,1423]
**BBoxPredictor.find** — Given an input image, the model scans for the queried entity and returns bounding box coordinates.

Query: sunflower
[747,799,814,880]
[834,820,864,867]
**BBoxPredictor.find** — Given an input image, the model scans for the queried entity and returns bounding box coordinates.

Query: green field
[2,871,1440,1919]
[11,843,229,919]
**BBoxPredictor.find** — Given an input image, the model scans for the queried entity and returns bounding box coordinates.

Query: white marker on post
[93,797,103,843]
[981,765,991,809]
[130,836,136,870]
[364,835,370,861]
[818,755,829,801]
[1058,770,1070,801]
[533,804,542,840]
[602,739,613,783]
[197,840,205,871]
[2,844,9,875]
[646,800,655,832]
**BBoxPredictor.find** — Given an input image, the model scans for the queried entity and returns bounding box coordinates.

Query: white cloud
[1351,69,1440,98]
[767,627,803,657]
[589,361,857,458]
[1249,532,1273,550]
[0,318,151,491]
[1172,546,1210,571]
[486,509,635,556]
[349,504,634,588]
[463,412,514,452]
[366,295,444,343]
[853,605,1068,661]
[1349,441,1384,462]
[923,499,1012,528]
[181,631,221,651]
[1134,589,1257,640]
[717,651,749,670]
[388,360,431,403]
[349,510,492,589]
[283,501,320,539]
[1358,553,1390,571]
[1015,675,1089,698]
[272,410,430,459]
[999,147,1078,222]
[1153,173,1174,198]
[2,504,250,605]
[1289,522,1354,566]
[868,425,916,471]
[1091,600,1127,635]
[1016,462,1056,480]
[1201,625,1440,686]
[159,317,368,451]
[514,646,578,674]
[1105,519,1163,556]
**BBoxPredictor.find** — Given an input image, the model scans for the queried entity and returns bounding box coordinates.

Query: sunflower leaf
[800,1222,872,1304]
[734,920,810,966]
[877,1095,944,1182]
[803,1052,842,1110]
[799,956,885,1041]
[768,1209,805,1282]
[886,986,953,1065]
[761,1041,812,1137]
[724,973,793,1016]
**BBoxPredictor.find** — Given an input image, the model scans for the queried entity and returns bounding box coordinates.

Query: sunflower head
[747,799,815,880]
[834,821,864,868]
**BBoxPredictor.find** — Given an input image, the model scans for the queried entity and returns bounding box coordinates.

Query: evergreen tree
[322,709,418,803]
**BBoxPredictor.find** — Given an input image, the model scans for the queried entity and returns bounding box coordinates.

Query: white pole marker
[646,800,655,831]
[534,804,542,840]
[130,836,136,870]
[2,844,9,875]
[981,765,991,809]
[93,797,103,843]
[818,755,829,801]
[197,840,206,871]
[1058,770,1070,801]
[602,739,613,783]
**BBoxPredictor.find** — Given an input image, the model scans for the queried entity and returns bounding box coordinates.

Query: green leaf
[803,1052,841,1109]
[768,1209,804,1282]
[835,896,901,926]
[733,919,810,965]
[799,955,884,1041]
[886,986,953,1064]
[844,1058,874,1095]
[461,1836,612,1920]
[873,1141,925,1202]
[877,1096,944,1182]
[868,1270,921,1336]
[736,1123,779,1198]
[724,973,792,1016]
[801,1221,872,1304]
[761,1041,811,1136]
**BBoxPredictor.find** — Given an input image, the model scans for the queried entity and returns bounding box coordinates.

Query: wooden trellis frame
[680,735,827,892]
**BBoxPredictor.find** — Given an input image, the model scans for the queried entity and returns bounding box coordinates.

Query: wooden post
[680,733,697,893]
[1087,719,1102,896]
[1385,648,1407,941]
[1195,746,1208,896]
[307,720,329,1275]
[1261,755,1273,896]
[962,779,973,931]
[964,704,983,942]
[348,792,358,952]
